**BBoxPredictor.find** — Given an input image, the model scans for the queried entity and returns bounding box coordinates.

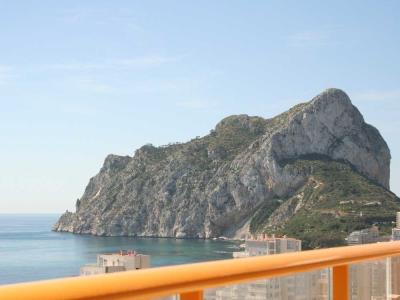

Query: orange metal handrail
[0,241,400,300]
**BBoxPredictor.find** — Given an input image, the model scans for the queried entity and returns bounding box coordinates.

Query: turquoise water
[0,214,240,285]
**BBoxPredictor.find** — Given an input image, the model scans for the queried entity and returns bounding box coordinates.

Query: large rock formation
[54,89,397,247]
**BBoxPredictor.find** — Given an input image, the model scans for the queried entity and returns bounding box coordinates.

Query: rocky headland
[54,88,399,248]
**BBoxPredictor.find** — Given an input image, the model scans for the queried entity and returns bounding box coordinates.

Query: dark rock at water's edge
[54,88,399,248]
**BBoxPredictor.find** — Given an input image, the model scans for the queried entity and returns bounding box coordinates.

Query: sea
[0,214,241,285]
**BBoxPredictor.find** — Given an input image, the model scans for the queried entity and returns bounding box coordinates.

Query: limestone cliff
[54,89,396,247]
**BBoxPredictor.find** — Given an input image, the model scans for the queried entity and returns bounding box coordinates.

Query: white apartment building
[392,212,400,241]
[80,250,150,276]
[347,226,379,245]
[207,235,329,300]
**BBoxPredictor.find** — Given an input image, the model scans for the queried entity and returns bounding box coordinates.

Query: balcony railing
[1,241,400,300]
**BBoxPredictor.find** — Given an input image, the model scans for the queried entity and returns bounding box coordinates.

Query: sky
[1,0,400,213]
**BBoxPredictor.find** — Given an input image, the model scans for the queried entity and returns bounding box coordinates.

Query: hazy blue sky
[1,1,400,213]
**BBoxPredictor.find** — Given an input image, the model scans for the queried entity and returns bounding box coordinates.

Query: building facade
[347,226,379,245]
[347,225,393,299]
[207,235,329,300]
[80,250,150,276]
[392,212,400,241]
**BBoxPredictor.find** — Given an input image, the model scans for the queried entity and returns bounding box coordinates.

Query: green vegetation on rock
[249,199,282,233]
[206,115,267,161]
[251,158,400,249]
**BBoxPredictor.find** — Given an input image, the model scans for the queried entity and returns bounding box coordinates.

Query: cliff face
[54,89,395,245]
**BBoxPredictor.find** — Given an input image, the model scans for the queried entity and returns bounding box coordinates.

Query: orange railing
[0,241,400,300]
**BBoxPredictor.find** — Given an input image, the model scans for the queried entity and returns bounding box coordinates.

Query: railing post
[180,290,203,300]
[333,264,349,300]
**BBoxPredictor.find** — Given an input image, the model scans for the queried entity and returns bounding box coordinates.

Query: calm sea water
[0,214,241,285]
